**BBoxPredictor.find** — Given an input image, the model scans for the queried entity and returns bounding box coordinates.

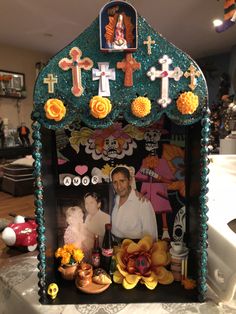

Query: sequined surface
[33,16,208,130]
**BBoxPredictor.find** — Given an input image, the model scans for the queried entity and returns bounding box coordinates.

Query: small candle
[181,258,185,283]
[184,257,188,279]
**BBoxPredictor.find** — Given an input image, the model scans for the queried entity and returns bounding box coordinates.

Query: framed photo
[0,70,25,98]
[56,183,111,259]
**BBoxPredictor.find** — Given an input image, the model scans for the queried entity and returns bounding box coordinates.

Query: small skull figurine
[135,255,150,275]
[47,283,59,300]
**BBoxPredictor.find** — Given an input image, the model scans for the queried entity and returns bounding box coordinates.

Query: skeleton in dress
[135,123,174,240]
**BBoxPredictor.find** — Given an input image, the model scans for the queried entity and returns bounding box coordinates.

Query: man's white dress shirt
[111,189,158,240]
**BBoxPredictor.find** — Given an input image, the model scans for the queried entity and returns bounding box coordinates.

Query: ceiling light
[213,19,223,27]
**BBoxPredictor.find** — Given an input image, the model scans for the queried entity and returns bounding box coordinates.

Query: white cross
[92,62,115,96]
[147,55,183,108]
[43,74,58,93]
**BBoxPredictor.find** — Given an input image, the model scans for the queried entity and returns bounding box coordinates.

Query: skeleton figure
[86,134,136,162]
[144,129,161,152]
[83,123,142,163]
[69,122,143,183]
[135,120,174,240]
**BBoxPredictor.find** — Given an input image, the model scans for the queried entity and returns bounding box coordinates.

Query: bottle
[101,223,113,273]
[91,234,101,268]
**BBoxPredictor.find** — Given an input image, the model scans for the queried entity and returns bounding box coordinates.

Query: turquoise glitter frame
[32,7,209,303]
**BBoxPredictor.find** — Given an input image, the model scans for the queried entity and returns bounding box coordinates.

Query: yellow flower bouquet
[55,244,84,266]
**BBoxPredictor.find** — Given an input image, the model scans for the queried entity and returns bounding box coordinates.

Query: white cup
[171,241,185,254]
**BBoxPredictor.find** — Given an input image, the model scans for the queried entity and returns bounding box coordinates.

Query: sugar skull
[135,255,150,275]
[47,283,59,299]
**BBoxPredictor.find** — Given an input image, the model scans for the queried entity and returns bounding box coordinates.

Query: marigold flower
[90,96,112,119]
[44,98,66,121]
[131,97,151,118]
[61,252,71,265]
[176,92,199,115]
[55,243,84,266]
[63,244,75,254]
[73,249,84,263]
[55,247,65,258]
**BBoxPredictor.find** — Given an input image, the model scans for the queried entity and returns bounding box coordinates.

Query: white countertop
[0,251,235,314]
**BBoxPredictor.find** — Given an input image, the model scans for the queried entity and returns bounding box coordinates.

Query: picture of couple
[61,166,158,258]
[63,191,110,258]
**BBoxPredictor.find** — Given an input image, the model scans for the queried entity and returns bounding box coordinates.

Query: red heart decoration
[75,165,88,175]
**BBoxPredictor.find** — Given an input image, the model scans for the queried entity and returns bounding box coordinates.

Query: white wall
[0,44,51,135]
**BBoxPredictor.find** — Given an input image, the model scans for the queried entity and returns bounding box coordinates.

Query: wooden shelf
[0,94,26,99]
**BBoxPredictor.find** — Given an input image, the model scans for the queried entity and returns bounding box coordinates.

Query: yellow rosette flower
[90,96,112,119]
[113,236,174,290]
[44,98,66,121]
[176,92,199,115]
[131,97,151,118]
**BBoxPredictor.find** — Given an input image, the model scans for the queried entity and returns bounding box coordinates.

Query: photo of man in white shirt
[111,166,158,242]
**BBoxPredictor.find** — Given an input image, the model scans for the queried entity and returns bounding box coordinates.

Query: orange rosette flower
[131,97,151,118]
[89,96,112,119]
[113,236,173,290]
[176,92,199,115]
[44,98,66,121]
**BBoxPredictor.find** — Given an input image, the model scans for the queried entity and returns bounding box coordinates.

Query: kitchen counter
[0,250,235,314]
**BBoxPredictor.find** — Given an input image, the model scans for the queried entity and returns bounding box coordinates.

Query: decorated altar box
[32,1,209,305]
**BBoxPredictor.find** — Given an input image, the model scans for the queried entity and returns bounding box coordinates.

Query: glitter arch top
[33,1,208,130]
